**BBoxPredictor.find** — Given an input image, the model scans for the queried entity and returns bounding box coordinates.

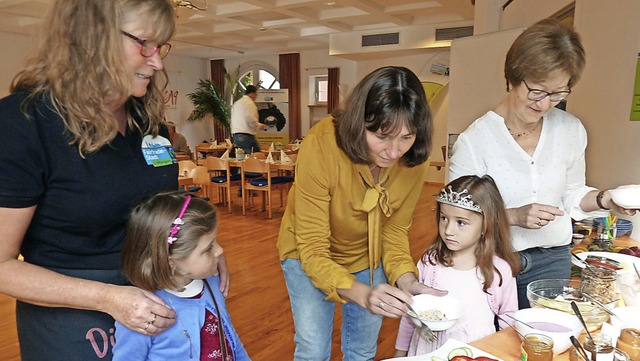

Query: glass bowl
[527,279,610,332]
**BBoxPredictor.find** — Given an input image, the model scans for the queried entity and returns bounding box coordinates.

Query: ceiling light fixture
[172,0,208,11]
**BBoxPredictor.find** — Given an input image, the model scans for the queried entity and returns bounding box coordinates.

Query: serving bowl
[609,185,640,210]
[513,308,582,354]
[409,294,463,331]
[527,279,610,332]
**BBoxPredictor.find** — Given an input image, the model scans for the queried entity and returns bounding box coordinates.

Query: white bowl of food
[514,308,582,355]
[409,294,463,331]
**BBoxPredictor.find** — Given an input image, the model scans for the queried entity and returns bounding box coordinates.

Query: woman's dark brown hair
[334,66,432,167]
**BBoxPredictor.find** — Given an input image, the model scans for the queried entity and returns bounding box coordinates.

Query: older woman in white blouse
[449,19,635,308]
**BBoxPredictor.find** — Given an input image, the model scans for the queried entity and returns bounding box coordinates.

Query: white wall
[500,0,574,29]
[569,0,640,237]
[0,32,37,97]
[162,55,210,148]
[569,0,640,189]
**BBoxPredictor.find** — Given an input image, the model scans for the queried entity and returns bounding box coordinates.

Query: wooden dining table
[467,236,639,360]
[178,176,193,191]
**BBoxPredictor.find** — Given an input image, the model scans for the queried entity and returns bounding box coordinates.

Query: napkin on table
[225,138,232,146]
[268,142,275,152]
[220,149,229,160]
[265,152,275,164]
[209,140,218,148]
[280,150,293,164]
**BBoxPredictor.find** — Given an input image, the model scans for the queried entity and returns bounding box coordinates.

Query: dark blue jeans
[232,133,260,154]
[516,244,572,308]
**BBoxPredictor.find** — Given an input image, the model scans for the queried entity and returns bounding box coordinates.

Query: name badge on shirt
[141,135,177,167]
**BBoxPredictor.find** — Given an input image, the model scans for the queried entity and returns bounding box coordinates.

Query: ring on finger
[537,220,544,226]
[150,313,157,325]
[379,301,385,308]
[144,322,151,331]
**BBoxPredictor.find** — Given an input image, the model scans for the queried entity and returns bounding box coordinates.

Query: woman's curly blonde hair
[11,0,176,155]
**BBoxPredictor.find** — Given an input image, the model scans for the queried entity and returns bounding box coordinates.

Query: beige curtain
[327,67,340,115]
[279,53,301,140]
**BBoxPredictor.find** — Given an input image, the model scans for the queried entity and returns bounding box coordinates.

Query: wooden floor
[0,183,441,361]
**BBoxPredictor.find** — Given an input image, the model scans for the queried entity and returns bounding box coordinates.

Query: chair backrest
[178,160,197,176]
[189,166,211,184]
[250,152,267,160]
[242,157,270,174]
[204,156,229,173]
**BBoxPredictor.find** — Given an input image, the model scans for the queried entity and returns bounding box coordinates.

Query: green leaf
[186,79,231,133]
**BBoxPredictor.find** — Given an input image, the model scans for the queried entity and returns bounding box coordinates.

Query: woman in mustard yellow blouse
[277,66,445,360]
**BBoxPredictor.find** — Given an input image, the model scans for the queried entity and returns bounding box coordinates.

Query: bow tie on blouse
[360,170,392,286]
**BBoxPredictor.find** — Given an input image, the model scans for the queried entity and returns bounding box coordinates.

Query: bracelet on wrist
[596,190,610,210]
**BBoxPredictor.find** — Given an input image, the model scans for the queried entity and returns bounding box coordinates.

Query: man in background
[231,85,267,154]
[167,121,188,154]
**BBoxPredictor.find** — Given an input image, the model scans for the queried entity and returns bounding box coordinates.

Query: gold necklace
[507,121,540,138]
[165,294,195,359]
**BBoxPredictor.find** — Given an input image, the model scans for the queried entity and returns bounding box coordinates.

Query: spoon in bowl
[504,313,535,329]
[571,300,594,343]
[582,292,623,323]
[493,311,528,341]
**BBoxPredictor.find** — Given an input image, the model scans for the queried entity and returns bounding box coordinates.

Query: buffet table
[468,236,639,360]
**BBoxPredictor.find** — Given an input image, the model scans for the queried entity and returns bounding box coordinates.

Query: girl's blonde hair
[422,175,520,292]
[11,0,175,155]
[122,191,218,291]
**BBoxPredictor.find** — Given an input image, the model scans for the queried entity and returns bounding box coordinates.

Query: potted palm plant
[186,79,231,134]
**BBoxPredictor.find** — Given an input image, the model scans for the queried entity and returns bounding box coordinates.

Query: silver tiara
[437,186,483,214]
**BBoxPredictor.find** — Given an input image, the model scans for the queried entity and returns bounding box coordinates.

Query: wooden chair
[250,152,267,160]
[178,160,199,192]
[187,166,211,201]
[204,157,240,213]
[241,157,293,219]
[178,160,197,177]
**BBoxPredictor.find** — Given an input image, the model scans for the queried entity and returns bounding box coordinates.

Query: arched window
[231,61,280,102]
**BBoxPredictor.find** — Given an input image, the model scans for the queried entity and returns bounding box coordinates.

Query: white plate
[572,251,640,274]
[609,185,640,209]
[381,338,503,361]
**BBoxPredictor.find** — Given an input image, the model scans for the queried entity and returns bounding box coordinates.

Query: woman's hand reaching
[507,203,564,229]
[367,273,448,318]
[102,285,176,336]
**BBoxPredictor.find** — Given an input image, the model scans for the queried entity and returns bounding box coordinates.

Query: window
[232,61,280,102]
[315,76,328,104]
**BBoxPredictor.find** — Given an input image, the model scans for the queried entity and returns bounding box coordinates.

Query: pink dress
[395,256,517,355]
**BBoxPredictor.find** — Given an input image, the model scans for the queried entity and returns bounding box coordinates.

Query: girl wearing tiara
[394,175,520,356]
[113,192,250,361]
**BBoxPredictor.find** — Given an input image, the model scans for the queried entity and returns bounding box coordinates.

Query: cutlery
[571,301,594,343]
[493,311,528,340]
[504,313,535,329]
[582,292,622,323]
[571,252,597,271]
[570,335,589,361]
[402,301,438,342]
[634,263,640,281]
